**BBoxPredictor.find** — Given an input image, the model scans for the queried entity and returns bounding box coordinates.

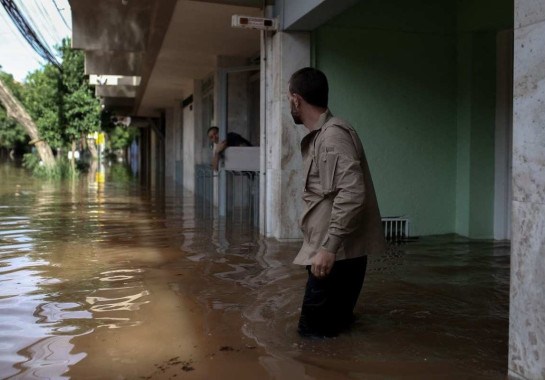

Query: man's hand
[311,248,335,279]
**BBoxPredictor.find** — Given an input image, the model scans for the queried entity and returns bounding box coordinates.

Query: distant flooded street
[0,161,509,379]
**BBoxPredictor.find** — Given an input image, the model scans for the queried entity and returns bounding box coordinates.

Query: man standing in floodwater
[288,67,386,337]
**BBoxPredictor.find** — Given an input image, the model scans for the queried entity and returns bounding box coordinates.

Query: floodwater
[0,161,509,379]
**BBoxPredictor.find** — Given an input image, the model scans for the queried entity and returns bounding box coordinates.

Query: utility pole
[0,77,56,169]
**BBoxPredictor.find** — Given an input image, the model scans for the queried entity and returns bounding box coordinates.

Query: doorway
[217,66,260,226]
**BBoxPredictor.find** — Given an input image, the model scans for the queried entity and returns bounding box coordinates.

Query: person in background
[207,126,252,171]
[288,67,386,337]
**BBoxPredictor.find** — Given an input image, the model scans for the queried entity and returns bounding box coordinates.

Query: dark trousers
[298,256,368,337]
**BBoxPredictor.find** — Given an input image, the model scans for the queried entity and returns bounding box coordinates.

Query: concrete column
[165,103,184,191]
[183,81,199,193]
[182,99,196,193]
[509,1,545,379]
[173,104,183,187]
[150,126,157,189]
[260,31,310,239]
[165,107,175,186]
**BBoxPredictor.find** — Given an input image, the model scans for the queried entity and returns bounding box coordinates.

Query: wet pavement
[0,161,509,379]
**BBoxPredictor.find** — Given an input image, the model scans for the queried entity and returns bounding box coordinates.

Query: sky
[0,0,72,82]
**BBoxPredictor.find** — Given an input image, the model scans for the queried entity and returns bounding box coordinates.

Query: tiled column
[509,1,545,379]
[260,31,310,239]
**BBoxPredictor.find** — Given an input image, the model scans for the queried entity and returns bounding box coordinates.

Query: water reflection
[0,163,168,378]
[0,162,509,379]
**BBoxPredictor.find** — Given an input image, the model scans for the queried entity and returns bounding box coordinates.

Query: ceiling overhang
[277,0,360,31]
[69,0,262,117]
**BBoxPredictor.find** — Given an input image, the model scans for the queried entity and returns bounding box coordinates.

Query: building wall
[455,0,513,238]
[227,71,250,140]
[313,0,512,237]
[455,32,498,238]
[314,0,458,236]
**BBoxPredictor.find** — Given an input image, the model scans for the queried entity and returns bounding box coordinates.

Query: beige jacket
[293,111,386,265]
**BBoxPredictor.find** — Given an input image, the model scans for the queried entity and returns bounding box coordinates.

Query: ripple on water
[0,180,157,376]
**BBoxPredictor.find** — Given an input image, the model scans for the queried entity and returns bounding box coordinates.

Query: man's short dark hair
[289,67,328,108]
[207,126,219,134]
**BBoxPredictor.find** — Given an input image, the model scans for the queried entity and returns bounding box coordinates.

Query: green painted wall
[314,0,512,237]
[454,0,512,238]
[455,32,498,238]
[455,34,472,237]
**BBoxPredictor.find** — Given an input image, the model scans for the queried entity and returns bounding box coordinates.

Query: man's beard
[290,103,302,125]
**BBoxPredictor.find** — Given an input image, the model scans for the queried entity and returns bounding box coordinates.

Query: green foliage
[1,40,110,180]
[0,70,24,99]
[0,71,28,149]
[22,151,41,171]
[22,38,100,151]
[22,152,77,179]
[64,87,101,141]
[101,109,139,155]
[24,65,63,148]
[59,39,84,93]
[108,125,139,151]
[108,164,135,183]
[0,109,26,149]
[59,39,100,142]
[0,39,102,178]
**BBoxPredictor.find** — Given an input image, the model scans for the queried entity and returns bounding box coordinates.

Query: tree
[24,39,100,152]
[0,71,27,151]
[59,38,100,148]
[21,38,101,173]
[24,65,63,149]
[0,107,27,150]
[1,39,106,176]
[101,110,139,159]
[0,71,55,169]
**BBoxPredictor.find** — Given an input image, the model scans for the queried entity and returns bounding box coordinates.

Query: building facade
[69,0,544,378]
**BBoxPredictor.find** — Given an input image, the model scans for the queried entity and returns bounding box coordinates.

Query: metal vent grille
[382,217,410,242]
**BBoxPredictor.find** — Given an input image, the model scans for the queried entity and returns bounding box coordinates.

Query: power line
[52,0,70,30]
[0,6,42,68]
[17,0,57,54]
[35,1,64,44]
[0,0,61,69]
[16,0,67,56]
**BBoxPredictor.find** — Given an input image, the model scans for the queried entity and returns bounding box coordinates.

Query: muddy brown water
[0,162,509,379]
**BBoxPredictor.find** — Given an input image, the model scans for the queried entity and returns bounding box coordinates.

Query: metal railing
[382,217,410,242]
[195,164,215,218]
[226,170,259,227]
[195,164,259,226]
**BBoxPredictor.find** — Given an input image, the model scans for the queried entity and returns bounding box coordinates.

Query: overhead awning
[69,0,262,117]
